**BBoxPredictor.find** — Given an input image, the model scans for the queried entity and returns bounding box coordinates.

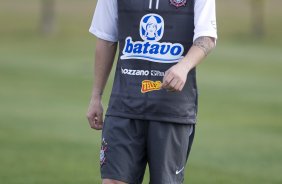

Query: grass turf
[0,0,282,183]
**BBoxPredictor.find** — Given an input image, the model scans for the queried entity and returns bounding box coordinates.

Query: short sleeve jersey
[89,0,218,124]
[90,0,217,42]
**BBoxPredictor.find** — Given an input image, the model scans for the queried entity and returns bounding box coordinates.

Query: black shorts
[99,116,195,184]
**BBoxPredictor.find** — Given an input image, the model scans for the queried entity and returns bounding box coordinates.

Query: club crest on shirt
[169,0,187,8]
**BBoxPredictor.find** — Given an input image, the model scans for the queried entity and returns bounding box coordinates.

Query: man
[87,0,217,183]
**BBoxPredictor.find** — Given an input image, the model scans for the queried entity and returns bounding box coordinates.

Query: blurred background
[0,0,281,183]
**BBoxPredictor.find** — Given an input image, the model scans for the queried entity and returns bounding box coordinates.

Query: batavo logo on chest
[169,0,187,8]
[120,13,184,63]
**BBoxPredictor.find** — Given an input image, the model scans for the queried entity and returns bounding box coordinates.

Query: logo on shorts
[100,138,108,166]
[120,13,184,63]
[141,80,162,93]
[169,0,187,8]
[176,166,185,175]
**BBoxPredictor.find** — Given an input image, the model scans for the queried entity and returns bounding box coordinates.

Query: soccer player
[87,0,217,183]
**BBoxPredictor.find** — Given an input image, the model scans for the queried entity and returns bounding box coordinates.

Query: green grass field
[1,0,282,183]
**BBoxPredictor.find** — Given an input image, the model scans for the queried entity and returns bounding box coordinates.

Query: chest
[118,0,194,14]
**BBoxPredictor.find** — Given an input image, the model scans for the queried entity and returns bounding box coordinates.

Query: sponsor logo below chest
[141,80,162,93]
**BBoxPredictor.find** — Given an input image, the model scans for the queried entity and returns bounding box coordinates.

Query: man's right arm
[87,38,117,130]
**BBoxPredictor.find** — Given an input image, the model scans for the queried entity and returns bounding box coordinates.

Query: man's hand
[162,62,189,92]
[86,39,117,130]
[162,36,215,92]
[87,96,104,130]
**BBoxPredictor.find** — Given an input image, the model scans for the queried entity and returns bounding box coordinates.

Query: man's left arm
[162,37,215,92]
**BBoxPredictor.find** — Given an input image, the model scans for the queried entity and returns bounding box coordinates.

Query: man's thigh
[147,121,195,184]
[100,116,147,184]
[102,179,127,184]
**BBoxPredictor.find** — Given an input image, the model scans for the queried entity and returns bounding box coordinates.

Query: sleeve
[89,0,118,42]
[194,0,218,42]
